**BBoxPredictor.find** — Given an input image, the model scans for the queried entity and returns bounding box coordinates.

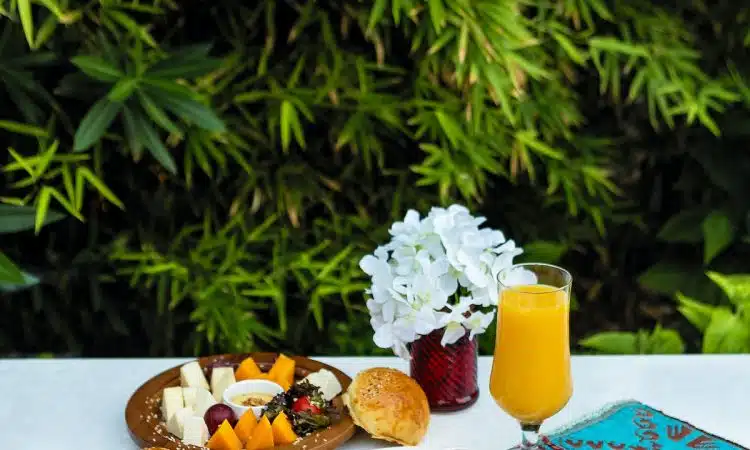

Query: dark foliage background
[2,0,750,357]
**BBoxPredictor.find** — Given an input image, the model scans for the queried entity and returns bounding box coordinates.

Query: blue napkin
[537,401,746,450]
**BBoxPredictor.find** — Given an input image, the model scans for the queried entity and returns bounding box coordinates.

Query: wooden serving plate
[125,353,356,450]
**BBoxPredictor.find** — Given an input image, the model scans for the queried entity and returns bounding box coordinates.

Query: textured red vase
[409,328,479,411]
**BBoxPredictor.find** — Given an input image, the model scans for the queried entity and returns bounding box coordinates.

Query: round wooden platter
[126,353,356,450]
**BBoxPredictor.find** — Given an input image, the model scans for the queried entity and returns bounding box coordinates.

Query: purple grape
[204,403,237,435]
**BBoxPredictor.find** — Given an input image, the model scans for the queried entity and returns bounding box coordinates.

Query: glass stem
[520,423,541,449]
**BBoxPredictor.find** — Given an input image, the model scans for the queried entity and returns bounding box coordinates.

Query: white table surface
[2,355,749,449]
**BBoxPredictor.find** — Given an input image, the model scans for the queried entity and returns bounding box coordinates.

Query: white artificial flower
[463,310,496,340]
[359,204,523,359]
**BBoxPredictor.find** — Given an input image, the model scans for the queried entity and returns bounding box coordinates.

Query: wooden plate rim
[125,353,356,450]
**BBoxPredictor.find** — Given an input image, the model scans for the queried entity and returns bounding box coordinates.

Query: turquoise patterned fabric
[538,401,747,450]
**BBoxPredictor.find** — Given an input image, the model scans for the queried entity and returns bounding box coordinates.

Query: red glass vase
[409,327,479,411]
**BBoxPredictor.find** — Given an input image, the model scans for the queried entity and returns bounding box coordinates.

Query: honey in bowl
[231,392,275,407]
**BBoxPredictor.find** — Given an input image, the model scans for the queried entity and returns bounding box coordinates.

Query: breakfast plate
[125,352,356,450]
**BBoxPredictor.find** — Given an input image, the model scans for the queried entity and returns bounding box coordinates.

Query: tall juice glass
[489,263,573,449]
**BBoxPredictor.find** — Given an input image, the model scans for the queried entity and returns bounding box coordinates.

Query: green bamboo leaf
[367,0,388,32]
[187,135,213,177]
[35,0,62,16]
[146,54,222,79]
[552,31,587,65]
[280,100,305,151]
[122,105,177,174]
[428,0,446,32]
[107,10,158,48]
[143,84,225,132]
[73,98,123,151]
[0,252,24,284]
[316,246,354,281]
[34,187,53,234]
[107,77,139,101]
[587,0,613,20]
[435,111,464,148]
[34,13,58,49]
[515,130,564,160]
[589,38,648,57]
[0,120,48,138]
[18,0,34,48]
[136,90,183,136]
[0,204,65,233]
[76,167,125,209]
[71,56,124,83]
[0,269,40,292]
[61,164,75,204]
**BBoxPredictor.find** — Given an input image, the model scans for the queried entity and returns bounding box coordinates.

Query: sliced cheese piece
[192,386,217,417]
[166,406,193,439]
[211,366,236,402]
[180,361,210,390]
[182,415,210,446]
[300,369,342,401]
[182,387,198,409]
[161,386,184,422]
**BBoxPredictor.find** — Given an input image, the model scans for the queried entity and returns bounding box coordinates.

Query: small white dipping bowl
[222,379,284,419]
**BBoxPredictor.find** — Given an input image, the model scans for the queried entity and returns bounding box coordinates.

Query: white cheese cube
[192,386,217,417]
[211,366,236,402]
[180,361,210,390]
[166,406,194,439]
[182,415,210,446]
[301,369,342,401]
[161,386,184,422]
[182,387,198,409]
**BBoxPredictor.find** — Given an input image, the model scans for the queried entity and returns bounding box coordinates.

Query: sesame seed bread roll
[342,367,430,446]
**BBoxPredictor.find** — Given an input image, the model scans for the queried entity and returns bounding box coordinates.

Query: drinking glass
[489,263,573,449]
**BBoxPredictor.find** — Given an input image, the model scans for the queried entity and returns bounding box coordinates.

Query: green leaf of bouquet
[0,204,65,234]
[702,210,734,264]
[703,308,750,353]
[657,208,707,243]
[706,272,750,306]
[71,56,124,83]
[645,326,685,354]
[675,292,715,332]
[73,98,122,151]
[579,332,637,354]
[122,105,177,174]
[0,252,24,284]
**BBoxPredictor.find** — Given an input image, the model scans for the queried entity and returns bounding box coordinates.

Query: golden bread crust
[343,367,430,446]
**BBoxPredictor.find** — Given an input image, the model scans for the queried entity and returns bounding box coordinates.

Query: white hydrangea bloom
[359,204,523,359]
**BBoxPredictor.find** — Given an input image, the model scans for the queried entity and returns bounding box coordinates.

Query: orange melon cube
[267,354,295,390]
[233,409,258,444]
[271,411,299,445]
[206,419,243,450]
[235,357,262,381]
[245,415,274,450]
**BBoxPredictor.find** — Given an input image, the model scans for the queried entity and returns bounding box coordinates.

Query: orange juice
[489,284,572,424]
